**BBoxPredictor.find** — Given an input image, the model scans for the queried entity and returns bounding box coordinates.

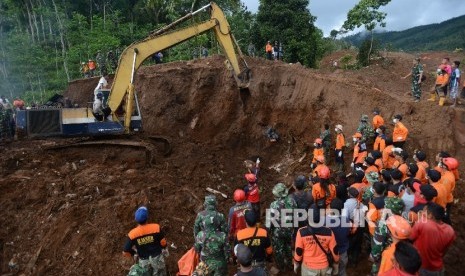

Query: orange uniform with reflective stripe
[236,227,272,261]
[294,226,339,269]
[312,148,324,163]
[440,171,456,203]
[373,115,385,129]
[335,133,345,150]
[265,44,272,53]
[415,163,428,184]
[312,183,336,207]
[353,143,367,164]
[393,122,408,142]
[436,73,449,85]
[374,136,386,151]
[375,158,384,170]
[378,241,398,274]
[431,182,448,208]
[382,145,396,169]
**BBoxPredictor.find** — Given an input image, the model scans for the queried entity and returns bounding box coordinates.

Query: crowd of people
[122,109,459,276]
[0,95,26,141]
[403,57,463,106]
[265,41,284,61]
[80,49,121,78]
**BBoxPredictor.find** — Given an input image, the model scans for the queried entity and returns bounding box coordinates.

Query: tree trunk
[368,30,374,65]
[25,3,36,43]
[30,0,41,43]
[51,0,70,82]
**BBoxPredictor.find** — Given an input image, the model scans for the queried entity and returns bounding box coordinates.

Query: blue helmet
[135,206,148,224]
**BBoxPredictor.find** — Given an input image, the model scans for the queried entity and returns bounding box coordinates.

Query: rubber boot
[427,93,436,101]
[439,97,446,106]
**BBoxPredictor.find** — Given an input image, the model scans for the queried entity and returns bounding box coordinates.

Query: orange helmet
[244,173,257,183]
[318,166,330,179]
[442,157,459,170]
[386,215,412,239]
[233,189,246,203]
[314,138,323,144]
[316,155,325,164]
[352,132,362,138]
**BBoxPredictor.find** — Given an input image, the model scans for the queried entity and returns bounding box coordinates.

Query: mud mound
[2,53,464,275]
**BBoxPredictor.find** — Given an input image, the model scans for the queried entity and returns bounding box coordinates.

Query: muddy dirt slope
[1,54,464,275]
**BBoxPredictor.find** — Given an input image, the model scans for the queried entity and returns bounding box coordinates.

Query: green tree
[342,0,391,64]
[254,0,322,67]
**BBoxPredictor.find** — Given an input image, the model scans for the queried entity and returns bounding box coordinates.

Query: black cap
[427,169,441,182]
[294,175,307,190]
[394,114,403,120]
[408,163,419,175]
[235,244,253,266]
[420,184,438,201]
[365,156,375,165]
[390,169,403,181]
[348,187,359,198]
[415,151,426,161]
[244,210,257,226]
[371,150,382,160]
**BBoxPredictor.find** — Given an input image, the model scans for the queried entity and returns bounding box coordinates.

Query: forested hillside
[0,0,328,103]
[345,15,465,51]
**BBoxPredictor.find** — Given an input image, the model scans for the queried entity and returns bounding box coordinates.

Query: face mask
[353,138,358,143]
[376,128,381,134]
[314,143,318,147]
[393,119,399,124]
[334,128,338,132]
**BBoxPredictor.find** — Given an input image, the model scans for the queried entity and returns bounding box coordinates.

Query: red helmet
[233,189,246,203]
[442,157,459,170]
[244,173,257,183]
[314,138,323,144]
[319,166,331,179]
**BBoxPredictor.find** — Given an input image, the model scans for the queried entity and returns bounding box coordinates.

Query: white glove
[256,158,260,165]
[338,151,342,157]
[294,262,301,274]
[351,162,354,168]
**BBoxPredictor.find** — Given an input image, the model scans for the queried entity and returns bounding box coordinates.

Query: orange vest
[372,115,385,129]
[393,122,408,142]
[335,133,345,150]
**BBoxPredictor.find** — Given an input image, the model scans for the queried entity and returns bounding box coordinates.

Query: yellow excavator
[16,2,250,164]
[16,2,250,163]
[109,1,250,133]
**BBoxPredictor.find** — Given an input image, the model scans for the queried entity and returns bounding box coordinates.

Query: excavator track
[43,136,171,167]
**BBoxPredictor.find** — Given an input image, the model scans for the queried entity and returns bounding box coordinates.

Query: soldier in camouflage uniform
[320,124,332,164]
[96,50,107,76]
[357,114,375,142]
[268,183,297,272]
[361,171,380,205]
[194,195,227,239]
[107,50,118,73]
[194,212,230,276]
[403,58,424,102]
[369,193,405,275]
[0,104,12,141]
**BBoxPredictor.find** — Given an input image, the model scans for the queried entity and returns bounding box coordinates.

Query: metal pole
[130,48,138,84]
[151,3,212,36]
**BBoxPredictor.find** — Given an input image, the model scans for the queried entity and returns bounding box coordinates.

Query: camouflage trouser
[323,144,331,164]
[272,229,293,271]
[136,254,166,276]
[411,80,421,100]
[203,258,227,276]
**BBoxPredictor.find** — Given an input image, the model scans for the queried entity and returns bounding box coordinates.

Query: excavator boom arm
[107,2,248,132]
